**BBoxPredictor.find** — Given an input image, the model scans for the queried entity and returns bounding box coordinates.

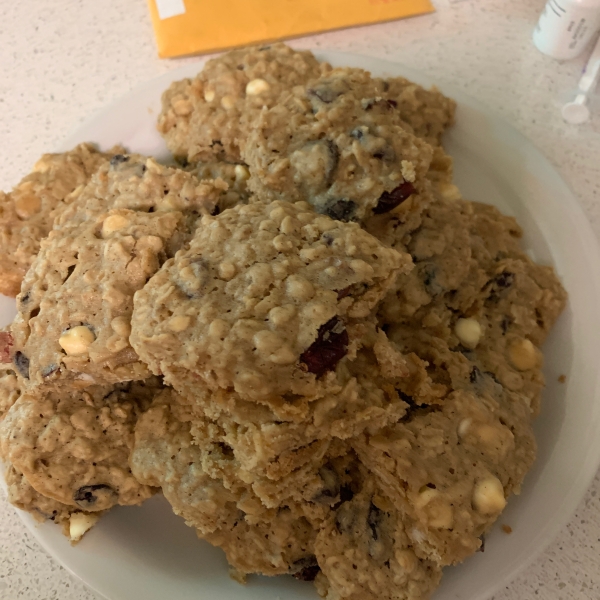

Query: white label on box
[155,0,186,20]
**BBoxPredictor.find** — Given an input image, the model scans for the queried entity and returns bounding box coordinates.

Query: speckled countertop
[1,0,599,598]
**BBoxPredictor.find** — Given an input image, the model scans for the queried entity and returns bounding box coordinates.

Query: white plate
[2,50,600,600]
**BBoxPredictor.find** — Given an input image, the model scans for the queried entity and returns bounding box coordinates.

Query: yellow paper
[148,0,434,58]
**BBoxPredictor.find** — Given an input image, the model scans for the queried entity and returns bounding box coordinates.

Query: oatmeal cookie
[0,144,122,297]
[383,76,456,146]
[131,200,409,403]
[158,43,330,163]
[314,475,442,600]
[173,329,443,486]
[10,157,226,388]
[5,463,102,542]
[193,161,251,210]
[0,367,20,420]
[379,196,566,414]
[353,386,536,566]
[244,68,434,223]
[0,378,161,512]
[130,390,319,576]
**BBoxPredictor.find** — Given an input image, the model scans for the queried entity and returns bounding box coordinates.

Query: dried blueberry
[41,364,59,378]
[63,264,76,283]
[372,147,396,161]
[73,484,117,510]
[367,503,383,541]
[469,366,482,384]
[109,154,129,167]
[321,232,334,246]
[500,316,512,334]
[324,139,340,186]
[316,465,340,501]
[307,86,340,104]
[20,292,30,305]
[322,199,356,222]
[335,282,367,300]
[300,317,349,378]
[494,272,514,289]
[350,127,365,140]
[364,98,397,111]
[13,351,29,379]
[292,556,320,581]
[339,485,354,503]
[373,182,416,214]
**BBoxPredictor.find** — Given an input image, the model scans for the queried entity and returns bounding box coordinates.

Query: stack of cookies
[0,43,566,600]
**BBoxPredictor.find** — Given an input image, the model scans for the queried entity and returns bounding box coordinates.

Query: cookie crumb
[229,567,247,584]
[558,374,566,383]
[502,524,513,534]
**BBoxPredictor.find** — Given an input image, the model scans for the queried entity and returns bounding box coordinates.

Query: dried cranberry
[373,182,416,214]
[0,332,14,364]
[300,317,348,377]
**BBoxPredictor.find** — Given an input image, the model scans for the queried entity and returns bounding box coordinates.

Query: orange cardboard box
[148,0,434,58]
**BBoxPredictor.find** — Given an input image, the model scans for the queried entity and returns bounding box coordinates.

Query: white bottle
[533,0,600,60]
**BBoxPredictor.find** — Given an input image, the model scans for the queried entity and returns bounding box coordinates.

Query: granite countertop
[1,0,599,598]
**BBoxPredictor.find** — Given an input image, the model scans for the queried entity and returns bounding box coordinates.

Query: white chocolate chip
[208,319,230,340]
[508,338,538,371]
[268,305,296,327]
[429,504,454,529]
[438,182,461,201]
[454,318,482,348]
[269,206,287,223]
[220,95,235,110]
[169,315,191,332]
[286,276,315,301]
[172,98,192,116]
[218,262,236,281]
[472,477,506,515]
[245,78,271,96]
[253,330,284,355]
[102,214,130,237]
[203,89,215,102]
[280,215,300,235]
[350,259,374,278]
[395,548,418,573]
[259,219,277,232]
[415,487,439,508]
[69,512,100,542]
[268,344,296,365]
[273,234,293,252]
[59,326,95,356]
[400,160,416,182]
[458,418,472,438]
[234,165,250,181]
